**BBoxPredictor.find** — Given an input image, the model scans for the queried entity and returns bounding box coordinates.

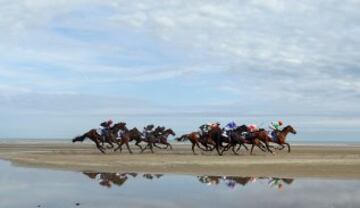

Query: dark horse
[73,129,106,153]
[142,128,176,152]
[114,127,144,152]
[220,125,251,155]
[152,128,176,150]
[207,125,226,156]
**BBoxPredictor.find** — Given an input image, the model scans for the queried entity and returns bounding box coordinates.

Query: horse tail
[72,133,87,143]
[175,134,188,142]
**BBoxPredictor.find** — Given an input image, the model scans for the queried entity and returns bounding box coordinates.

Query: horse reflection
[82,172,293,190]
[83,172,163,188]
[197,176,294,190]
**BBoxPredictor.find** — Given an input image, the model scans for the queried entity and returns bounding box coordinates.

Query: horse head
[113,122,127,130]
[165,128,176,136]
[235,125,248,133]
[283,125,297,135]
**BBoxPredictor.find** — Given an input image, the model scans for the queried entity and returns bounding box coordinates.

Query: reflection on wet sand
[83,172,293,190]
[197,176,294,191]
[83,172,163,188]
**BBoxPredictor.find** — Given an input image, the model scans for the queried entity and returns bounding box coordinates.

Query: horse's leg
[242,143,249,151]
[235,144,241,153]
[135,140,143,151]
[277,144,285,150]
[221,142,232,154]
[113,141,122,152]
[149,142,154,153]
[191,142,197,155]
[264,141,274,154]
[285,142,291,152]
[125,140,133,154]
[166,142,173,150]
[250,143,255,155]
[197,142,209,151]
[232,144,239,155]
[154,143,165,149]
[95,140,106,154]
[106,141,114,149]
[215,142,223,156]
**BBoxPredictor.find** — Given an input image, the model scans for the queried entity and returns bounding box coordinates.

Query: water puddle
[0,160,359,208]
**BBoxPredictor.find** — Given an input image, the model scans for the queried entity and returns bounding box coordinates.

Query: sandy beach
[0,142,360,179]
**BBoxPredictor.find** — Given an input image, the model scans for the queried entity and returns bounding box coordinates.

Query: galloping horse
[112,122,133,154]
[268,125,297,152]
[250,125,297,154]
[176,132,216,155]
[142,128,176,152]
[127,127,146,151]
[221,125,250,155]
[72,129,106,154]
[207,125,225,156]
[72,122,125,153]
[152,128,176,150]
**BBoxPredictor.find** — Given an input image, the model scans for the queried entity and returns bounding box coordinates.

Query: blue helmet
[227,121,236,128]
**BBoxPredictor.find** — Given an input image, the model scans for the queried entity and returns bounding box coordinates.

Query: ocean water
[0,160,359,208]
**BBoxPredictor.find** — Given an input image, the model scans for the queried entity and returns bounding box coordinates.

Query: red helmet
[278,120,283,125]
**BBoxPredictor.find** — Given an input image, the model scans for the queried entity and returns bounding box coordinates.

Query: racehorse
[114,127,145,152]
[267,125,297,152]
[112,122,133,154]
[176,132,216,155]
[152,128,176,150]
[72,122,125,153]
[142,128,176,152]
[207,125,225,156]
[249,125,296,154]
[72,129,106,154]
[220,125,250,155]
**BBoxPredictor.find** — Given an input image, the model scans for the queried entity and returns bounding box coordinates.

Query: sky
[0,0,359,141]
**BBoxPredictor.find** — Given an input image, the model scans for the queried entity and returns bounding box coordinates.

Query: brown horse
[176,132,216,155]
[112,122,133,154]
[250,125,297,154]
[72,129,106,154]
[114,127,145,152]
[269,125,297,152]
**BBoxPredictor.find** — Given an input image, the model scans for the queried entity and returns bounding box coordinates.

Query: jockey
[210,122,221,129]
[222,121,237,137]
[100,120,113,136]
[199,122,219,136]
[247,124,258,133]
[142,124,154,138]
[269,120,283,141]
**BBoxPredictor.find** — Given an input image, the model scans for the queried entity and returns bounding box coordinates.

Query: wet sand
[0,142,360,179]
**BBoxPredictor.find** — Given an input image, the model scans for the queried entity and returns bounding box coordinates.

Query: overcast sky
[0,0,359,140]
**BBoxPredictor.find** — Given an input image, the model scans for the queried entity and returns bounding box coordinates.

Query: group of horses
[176,124,297,155]
[72,122,175,154]
[72,122,297,156]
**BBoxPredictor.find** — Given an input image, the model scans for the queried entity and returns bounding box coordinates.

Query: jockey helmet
[108,120,113,125]
[278,120,283,125]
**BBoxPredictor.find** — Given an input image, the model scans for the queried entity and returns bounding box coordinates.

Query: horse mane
[282,125,292,132]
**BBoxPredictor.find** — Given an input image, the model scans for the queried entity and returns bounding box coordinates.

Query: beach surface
[0,142,360,179]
